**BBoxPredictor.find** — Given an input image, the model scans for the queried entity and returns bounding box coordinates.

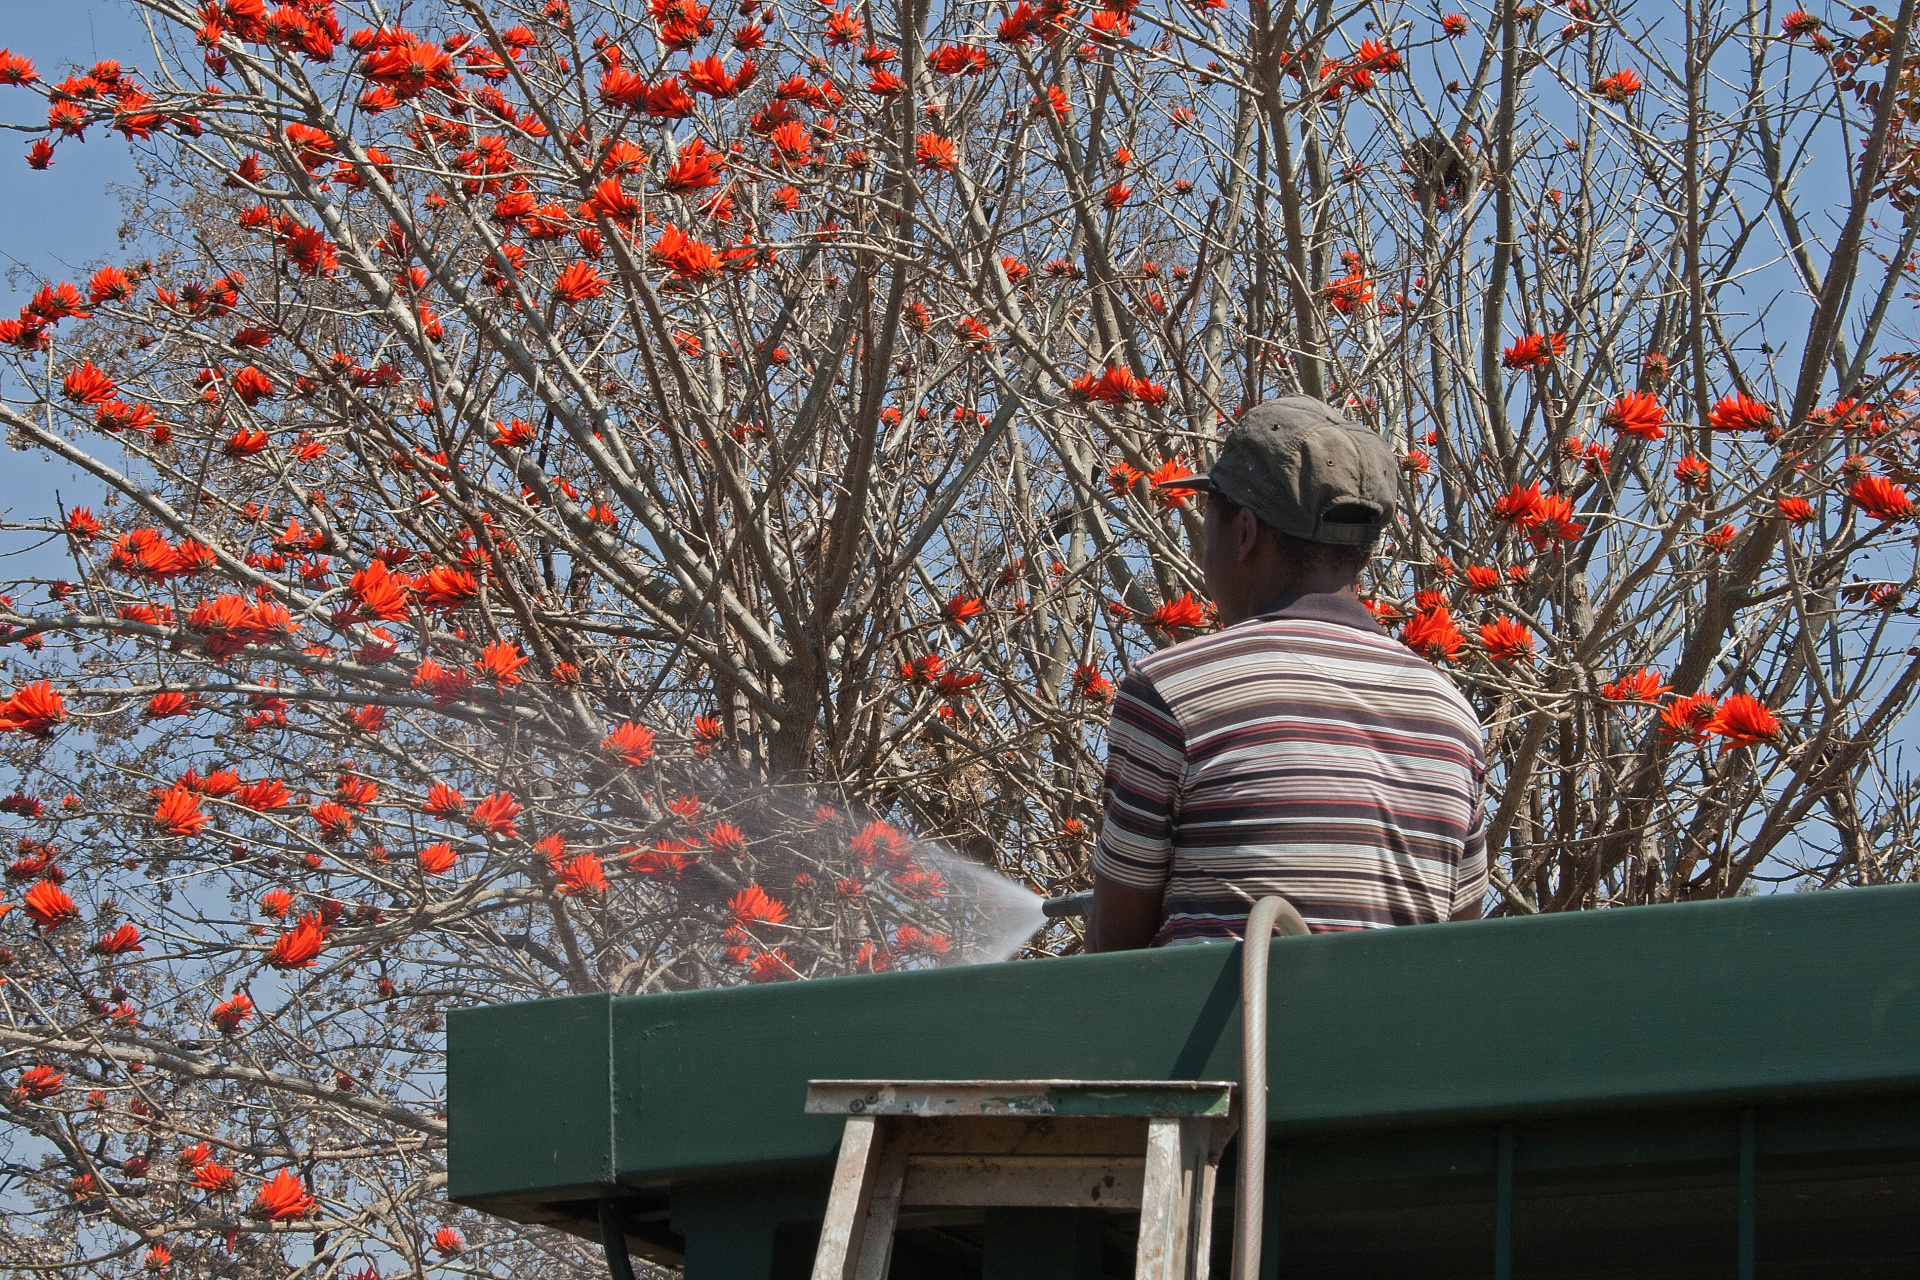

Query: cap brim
[1149,474,1216,493]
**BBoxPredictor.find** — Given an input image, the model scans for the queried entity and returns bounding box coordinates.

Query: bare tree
[0,0,1916,1272]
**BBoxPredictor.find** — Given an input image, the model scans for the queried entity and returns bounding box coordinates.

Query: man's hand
[1088,874,1163,952]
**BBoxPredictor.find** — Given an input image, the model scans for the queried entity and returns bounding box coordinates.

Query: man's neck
[1225,578,1358,627]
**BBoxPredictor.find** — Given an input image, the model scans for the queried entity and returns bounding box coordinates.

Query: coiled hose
[1233,896,1308,1280]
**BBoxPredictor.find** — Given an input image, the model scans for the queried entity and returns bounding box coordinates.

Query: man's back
[1092,593,1487,944]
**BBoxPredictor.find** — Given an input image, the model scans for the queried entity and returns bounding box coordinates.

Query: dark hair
[1211,491,1374,580]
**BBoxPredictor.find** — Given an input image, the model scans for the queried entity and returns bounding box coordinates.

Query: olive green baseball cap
[1166,397,1396,546]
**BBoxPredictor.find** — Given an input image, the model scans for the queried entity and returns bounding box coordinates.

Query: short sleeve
[1090,671,1187,893]
[1452,793,1489,916]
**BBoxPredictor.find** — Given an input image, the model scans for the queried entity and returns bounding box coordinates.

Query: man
[1088,397,1487,951]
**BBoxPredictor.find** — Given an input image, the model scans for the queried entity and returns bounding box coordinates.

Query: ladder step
[902,1154,1145,1209]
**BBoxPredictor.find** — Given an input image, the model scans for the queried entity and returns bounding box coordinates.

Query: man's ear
[1236,509,1261,560]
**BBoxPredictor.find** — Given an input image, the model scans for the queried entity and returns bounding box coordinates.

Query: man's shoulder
[1129,615,1484,743]
[1132,612,1419,681]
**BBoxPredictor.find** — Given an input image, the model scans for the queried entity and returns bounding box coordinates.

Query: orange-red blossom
[601,721,656,766]
[248,1170,315,1221]
[265,913,329,969]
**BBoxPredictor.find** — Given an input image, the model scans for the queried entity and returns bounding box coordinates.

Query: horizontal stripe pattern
[1091,593,1487,944]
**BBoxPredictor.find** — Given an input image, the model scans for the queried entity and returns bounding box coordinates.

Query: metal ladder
[805,1078,1237,1280]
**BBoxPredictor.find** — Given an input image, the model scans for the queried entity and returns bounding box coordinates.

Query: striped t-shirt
[1091,592,1487,944]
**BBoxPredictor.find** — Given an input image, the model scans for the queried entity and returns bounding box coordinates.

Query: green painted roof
[450,884,1920,1213]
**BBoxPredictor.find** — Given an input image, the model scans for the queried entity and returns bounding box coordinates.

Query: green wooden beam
[450,885,1920,1210]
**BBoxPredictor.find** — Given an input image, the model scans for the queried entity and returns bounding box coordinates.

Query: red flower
[349,560,411,621]
[417,565,478,611]
[767,119,811,162]
[468,792,521,837]
[628,845,695,878]
[893,924,953,957]
[1709,392,1773,433]
[62,361,116,404]
[266,913,329,969]
[234,779,291,812]
[1849,475,1914,522]
[0,50,38,85]
[746,949,792,982]
[1707,692,1780,750]
[1323,268,1374,315]
[822,4,863,44]
[249,1170,315,1220]
[193,1162,240,1194]
[707,820,748,858]
[231,365,275,405]
[934,669,981,700]
[359,35,457,99]
[928,42,990,75]
[418,841,457,875]
[1599,668,1671,702]
[0,682,68,737]
[1478,616,1535,664]
[551,259,607,306]
[474,640,529,686]
[1674,454,1710,489]
[1603,391,1666,441]
[555,853,609,897]
[1071,663,1114,703]
[915,132,957,171]
[260,888,293,919]
[662,137,723,190]
[91,923,143,956]
[1594,68,1642,102]
[1659,693,1718,745]
[411,658,474,704]
[851,820,913,869]
[1464,565,1502,594]
[310,800,354,841]
[62,507,103,540]
[1501,332,1565,371]
[692,714,726,756]
[727,884,789,930]
[13,1064,64,1100]
[1781,10,1823,35]
[648,223,722,282]
[143,691,199,720]
[1146,591,1207,632]
[1442,13,1469,34]
[212,992,255,1035]
[601,721,656,767]
[1775,495,1815,524]
[942,595,984,625]
[1491,481,1545,528]
[1143,459,1198,508]
[433,1227,465,1257]
[153,786,208,838]
[1402,606,1464,662]
[222,427,269,457]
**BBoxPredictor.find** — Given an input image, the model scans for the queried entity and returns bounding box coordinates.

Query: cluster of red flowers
[0,681,67,737]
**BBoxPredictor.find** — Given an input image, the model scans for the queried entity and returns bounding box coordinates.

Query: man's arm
[1450,793,1489,922]
[1087,671,1186,952]
[1088,874,1164,952]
